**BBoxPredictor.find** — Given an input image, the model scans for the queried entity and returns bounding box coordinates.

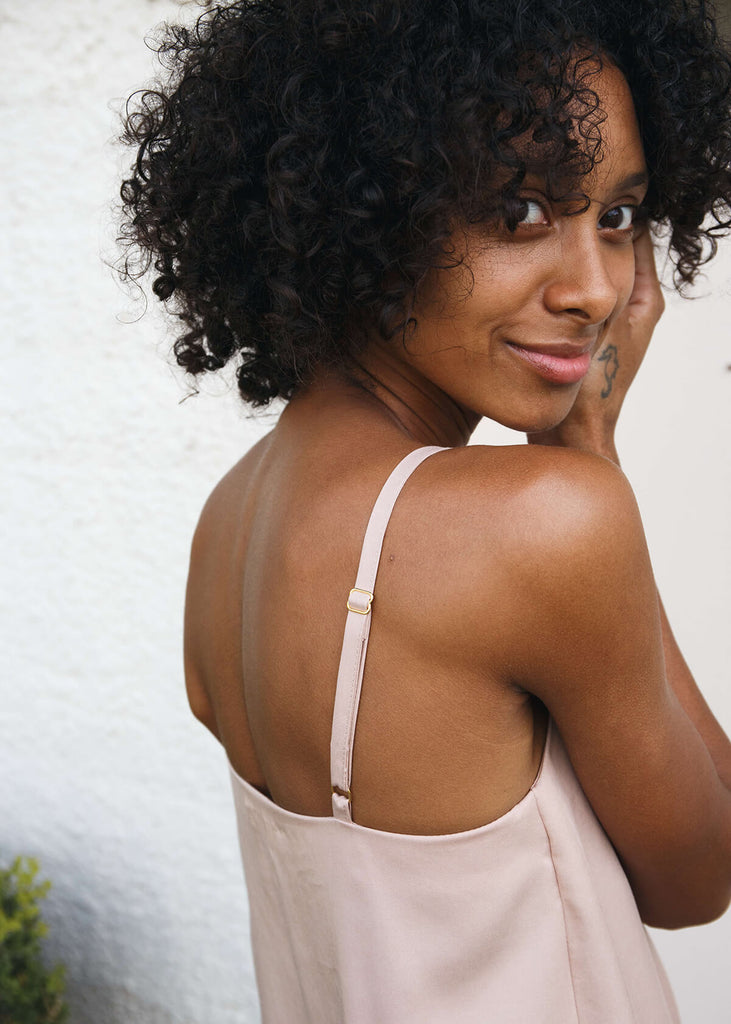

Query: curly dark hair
[118,0,731,406]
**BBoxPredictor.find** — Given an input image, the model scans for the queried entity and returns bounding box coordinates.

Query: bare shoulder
[430,443,658,708]
[418,442,641,577]
[379,441,644,687]
[189,432,273,553]
[457,443,657,678]
[466,444,652,649]
[464,441,633,520]
[498,444,643,580]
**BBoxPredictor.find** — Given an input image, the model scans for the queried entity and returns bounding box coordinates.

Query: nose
[542,224,622,327]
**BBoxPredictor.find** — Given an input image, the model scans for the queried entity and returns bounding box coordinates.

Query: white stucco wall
[1,2,728,1022]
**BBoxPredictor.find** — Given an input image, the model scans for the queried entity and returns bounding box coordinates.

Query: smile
[505,342,593,385]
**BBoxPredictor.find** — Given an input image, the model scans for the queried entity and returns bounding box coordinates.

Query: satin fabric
[229,447,680,1023]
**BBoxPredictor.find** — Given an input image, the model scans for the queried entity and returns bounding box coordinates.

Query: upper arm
[181,438,270,747]
[183,511,222,742]
[502,452,731,928]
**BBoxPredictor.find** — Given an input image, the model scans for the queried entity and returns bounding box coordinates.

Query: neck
[340,338,479,448]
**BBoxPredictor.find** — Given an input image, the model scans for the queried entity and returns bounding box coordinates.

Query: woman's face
[395,61,648,434]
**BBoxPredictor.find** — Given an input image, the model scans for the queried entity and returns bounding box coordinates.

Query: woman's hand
[527,229,665,462]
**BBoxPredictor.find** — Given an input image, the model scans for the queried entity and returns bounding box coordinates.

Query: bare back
[184,392,547,835]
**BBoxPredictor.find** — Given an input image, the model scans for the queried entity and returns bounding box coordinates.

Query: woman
[119,1,731,1020]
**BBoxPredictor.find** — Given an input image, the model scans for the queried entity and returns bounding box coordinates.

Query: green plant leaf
[0,857,69,1024]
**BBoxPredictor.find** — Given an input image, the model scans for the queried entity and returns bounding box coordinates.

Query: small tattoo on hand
[597,344,619,398]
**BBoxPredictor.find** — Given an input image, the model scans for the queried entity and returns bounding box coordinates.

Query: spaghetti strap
[329,445,448,821]
[230,447,680,1024]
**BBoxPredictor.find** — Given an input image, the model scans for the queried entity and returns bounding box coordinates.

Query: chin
[482,397,578,435]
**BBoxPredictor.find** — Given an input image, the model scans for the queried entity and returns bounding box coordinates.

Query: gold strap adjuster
[347,587,373,615]
[332,784,352,802]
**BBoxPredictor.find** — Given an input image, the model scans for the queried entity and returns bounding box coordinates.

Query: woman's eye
[516,199,548,226]
[600,205,635,231]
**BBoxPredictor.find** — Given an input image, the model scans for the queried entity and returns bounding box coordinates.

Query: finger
[628,229,662,307]
[633,228,659,279]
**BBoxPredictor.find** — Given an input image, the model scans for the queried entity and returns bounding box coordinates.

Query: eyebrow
[521,163,649,193]
[609,170,649,192]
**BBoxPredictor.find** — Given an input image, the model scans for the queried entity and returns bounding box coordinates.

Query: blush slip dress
[229,446,681,1024]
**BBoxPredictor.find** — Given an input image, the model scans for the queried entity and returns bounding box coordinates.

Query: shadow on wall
[0,841,197,1024]
[66,985,195,1024]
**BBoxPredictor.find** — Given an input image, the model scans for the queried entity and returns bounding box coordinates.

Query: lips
[505,341,593,385]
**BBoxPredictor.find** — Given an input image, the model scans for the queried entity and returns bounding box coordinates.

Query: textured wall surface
[1,2,729,1023]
